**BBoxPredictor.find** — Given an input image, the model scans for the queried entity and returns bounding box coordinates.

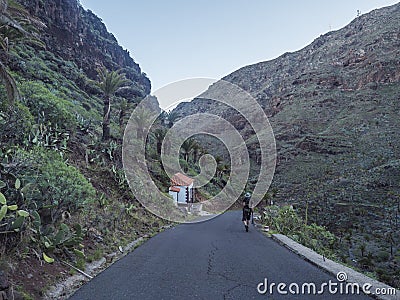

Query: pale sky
[80,0,399,105]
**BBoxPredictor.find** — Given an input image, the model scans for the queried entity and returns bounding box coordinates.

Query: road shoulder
[270,233,399,300]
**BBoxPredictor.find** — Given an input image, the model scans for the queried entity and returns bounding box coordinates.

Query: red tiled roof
[169,186,180,192]
[171,172,194,186]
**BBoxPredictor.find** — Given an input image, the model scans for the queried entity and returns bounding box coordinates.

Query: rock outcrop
[17,0,150,94]
[173,3,400,287]
[175,2,400,214]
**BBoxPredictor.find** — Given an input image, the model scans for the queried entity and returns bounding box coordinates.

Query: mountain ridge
[18,0,151,92]
[173,2,400,287]
[223,2,399,95]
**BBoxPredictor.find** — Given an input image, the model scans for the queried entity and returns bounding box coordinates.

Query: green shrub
[375,250,390,262]
[263,205,337,258]
[263,205,303,235]
[12,148,96,223]
[19,81,77,131]
[0,101,34,145]
[296,223,337,257]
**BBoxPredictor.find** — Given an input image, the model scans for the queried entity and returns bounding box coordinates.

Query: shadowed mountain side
[172,3,400,288]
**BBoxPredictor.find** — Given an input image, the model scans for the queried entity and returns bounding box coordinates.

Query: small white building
[169,173,194,204]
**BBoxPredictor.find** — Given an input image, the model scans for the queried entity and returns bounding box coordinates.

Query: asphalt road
[70,211,371,299]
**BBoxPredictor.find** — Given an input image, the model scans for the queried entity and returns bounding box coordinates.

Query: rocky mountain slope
[174,3,400,287]
[0,1,165,298]
[18,0,150,91]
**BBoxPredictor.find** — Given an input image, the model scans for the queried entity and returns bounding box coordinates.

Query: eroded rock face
[18,0,150,94]
[172,7,400,287]
[173,3,400,232]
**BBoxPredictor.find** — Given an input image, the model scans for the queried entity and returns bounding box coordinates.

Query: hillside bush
[19,81,77,131]
[8,148,97,224]
[262,205,338,258]
[0,99,34,145]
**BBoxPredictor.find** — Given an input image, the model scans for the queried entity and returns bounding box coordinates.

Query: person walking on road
[242,202,252,232]
[242,192,254,229]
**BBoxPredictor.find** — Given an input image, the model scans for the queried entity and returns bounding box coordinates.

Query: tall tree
[132,106,152,140]
[192,142,202,163]
[181,138,197,163]
[153,128,167,155]
[96,67,129,141]
[118,98,135,135]
[166,110,179,128]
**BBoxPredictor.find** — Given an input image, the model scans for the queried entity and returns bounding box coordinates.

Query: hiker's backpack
[244,206,252,218]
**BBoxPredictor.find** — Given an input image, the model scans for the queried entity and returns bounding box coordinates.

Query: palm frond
[0,36,8,51]
[0,14,28,35]
[0,59,19,104]
[7,0,46,29]
[0,0,46,106]
[97,67,131,96]
[0,4,46,49]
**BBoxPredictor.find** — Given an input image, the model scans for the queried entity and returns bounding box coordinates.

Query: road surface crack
[207,241,252,299]
[222,283,243,300]
[207,241,217,275]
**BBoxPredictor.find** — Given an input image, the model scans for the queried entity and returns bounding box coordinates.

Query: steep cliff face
[223,3,400,209]
[223,3,399,114]
[18,0,150,94]
[175,3,400,210]
[173,3,400,286]
[0,1,157,298]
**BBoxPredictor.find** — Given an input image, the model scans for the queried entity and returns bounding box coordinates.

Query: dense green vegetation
[0,1,165,298]
[262,205,339,259]
[146,124,230,200]
[260,200,399,288]
[0,1,227,296]
[1,0,399,297]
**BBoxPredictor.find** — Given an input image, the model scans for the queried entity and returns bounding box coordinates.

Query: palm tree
[131,106,153,140]
[181,138,197,163]
[166,110,179,128]
[96,67,129,141]
[215,155,223,166]
[192,142,202,163]
[0,59,18,104]
[152,128,167,155]
[119,98,135,135]
[0,0,45,107]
